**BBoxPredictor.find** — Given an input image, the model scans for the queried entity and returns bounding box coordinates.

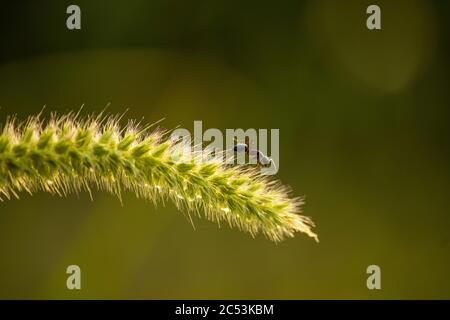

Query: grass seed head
[0,112,318,242]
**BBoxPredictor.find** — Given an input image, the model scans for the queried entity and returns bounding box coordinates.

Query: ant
[233,137,274,169]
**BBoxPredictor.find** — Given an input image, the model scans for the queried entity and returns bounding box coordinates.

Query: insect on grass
[0,112,318,242]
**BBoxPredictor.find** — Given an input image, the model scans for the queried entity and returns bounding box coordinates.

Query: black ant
[233,137,274,169]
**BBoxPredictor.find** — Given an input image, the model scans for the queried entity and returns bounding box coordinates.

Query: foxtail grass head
[0,112,318,242]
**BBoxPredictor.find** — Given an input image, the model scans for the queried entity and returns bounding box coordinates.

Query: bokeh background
[0,0,449,299]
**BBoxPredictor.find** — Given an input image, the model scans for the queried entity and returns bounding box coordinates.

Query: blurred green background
[0,0,449,299]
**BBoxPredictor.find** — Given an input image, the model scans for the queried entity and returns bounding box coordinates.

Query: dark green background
[0,0,449,299]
